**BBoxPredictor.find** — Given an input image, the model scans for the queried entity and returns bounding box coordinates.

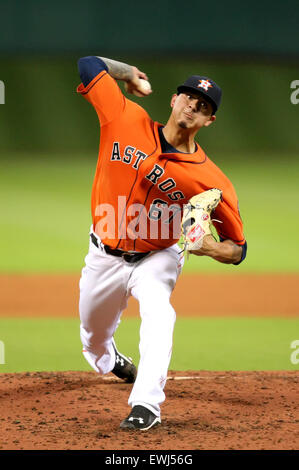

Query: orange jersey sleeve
[213,182,245,245]
[77,70,126,126]
[190,156,245,246]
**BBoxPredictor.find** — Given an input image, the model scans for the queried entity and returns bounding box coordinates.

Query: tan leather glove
[181,188,223,252]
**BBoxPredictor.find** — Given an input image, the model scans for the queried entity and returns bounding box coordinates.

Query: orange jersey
[77,70,245,252]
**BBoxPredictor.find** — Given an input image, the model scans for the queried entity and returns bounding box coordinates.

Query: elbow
[77,56,108,87]
[233,241,247,265]
[77,56,94,75]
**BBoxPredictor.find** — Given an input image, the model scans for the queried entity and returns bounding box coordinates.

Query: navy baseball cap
[177,75,222,114]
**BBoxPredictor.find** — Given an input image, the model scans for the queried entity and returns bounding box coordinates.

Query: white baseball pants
[79,230,184,417]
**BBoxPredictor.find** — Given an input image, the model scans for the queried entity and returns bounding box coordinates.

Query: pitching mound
[0,370,298,450]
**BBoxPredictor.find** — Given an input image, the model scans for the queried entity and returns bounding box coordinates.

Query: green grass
[0,155,93,272]
[1,153,299,273]
[0,317,298,373]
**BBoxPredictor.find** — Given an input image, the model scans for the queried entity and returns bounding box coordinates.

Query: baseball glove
[181,188,223,253]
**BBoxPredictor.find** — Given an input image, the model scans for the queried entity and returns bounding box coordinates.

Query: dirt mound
[0,370,298,450]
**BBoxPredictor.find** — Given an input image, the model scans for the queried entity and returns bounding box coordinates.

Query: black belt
[90,233,150,264]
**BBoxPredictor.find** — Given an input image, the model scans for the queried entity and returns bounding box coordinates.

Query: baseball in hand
[138,79,151,94]
[125,78,152,97]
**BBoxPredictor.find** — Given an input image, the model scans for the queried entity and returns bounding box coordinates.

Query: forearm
[78,56,150,96]
[98,57,134,81]
[78,55,134,88]
[208,239,242,264]
[191,236,242,264]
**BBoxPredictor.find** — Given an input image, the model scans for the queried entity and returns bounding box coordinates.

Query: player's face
[170,93,216,130]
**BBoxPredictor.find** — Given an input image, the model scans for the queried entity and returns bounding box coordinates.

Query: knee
[138,294,176,322]
[80,325,106,353]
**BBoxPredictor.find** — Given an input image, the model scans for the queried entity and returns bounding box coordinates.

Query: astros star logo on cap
[197,79,212,92]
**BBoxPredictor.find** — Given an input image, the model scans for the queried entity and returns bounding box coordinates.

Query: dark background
[1,0,298,57]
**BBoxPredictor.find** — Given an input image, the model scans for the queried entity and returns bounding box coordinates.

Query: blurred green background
[0,0,298,373]
[1,58,299,155]
[1,317,298,372]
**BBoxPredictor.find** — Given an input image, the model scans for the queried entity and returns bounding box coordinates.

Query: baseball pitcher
[76,56,247,430]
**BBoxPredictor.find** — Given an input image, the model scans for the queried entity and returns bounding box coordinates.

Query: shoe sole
[114,369,136,383]
[119,417,161,431]
[112,362,137,383]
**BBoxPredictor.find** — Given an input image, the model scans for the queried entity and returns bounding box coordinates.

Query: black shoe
[119,405,161,431]
[111,342,137,383]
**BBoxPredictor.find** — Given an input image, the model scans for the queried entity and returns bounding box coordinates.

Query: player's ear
[204,115,216,127]
[170,94,178,108]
